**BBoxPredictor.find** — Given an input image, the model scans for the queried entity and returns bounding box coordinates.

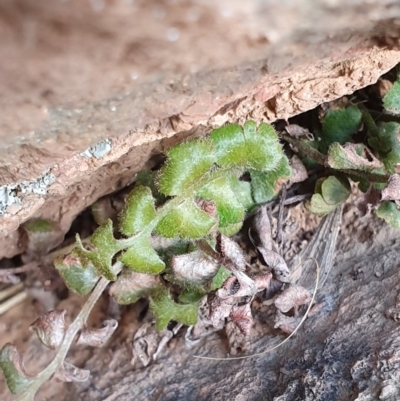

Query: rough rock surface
[2,0,400,258]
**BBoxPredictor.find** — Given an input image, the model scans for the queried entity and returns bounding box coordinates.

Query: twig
[0,283,24,303]
[0,262,38,276]
[280,132,389,183]
[15,261,123,401]
[279,133,327,166]
[0,291,27,315]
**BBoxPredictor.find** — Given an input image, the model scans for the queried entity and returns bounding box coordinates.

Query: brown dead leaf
[216,233,246,272]
[274,310,301,334]
[382,174,400,201]
[131,322,160,367]
[327,142,383,172]
[217,273,256,298]
[209,292,235,328]
[253,205,273,251]
[171,250,219,283]
[53,361,90,383]
[77,319,118,347]
[185,298,221,348]
[290,155,308,184]
[29,309,66,350]
[253,272,273,291]
[285,124,314,140]
[230,303,253,336]
[274,284,311,313]
[257,247,291,283]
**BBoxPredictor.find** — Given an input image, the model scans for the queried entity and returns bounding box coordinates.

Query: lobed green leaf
[119,186,156,236]
[179,287,206,304]
[376,201,400,228]
[54,254,99,295]
[75,220,122,280]
[119,235,165,274]
[368,122,400,173]
[210,121,282,171]
[157,139,215,196]
[150,290,199,331]
[0,344,33,395]
[109,270,161,305]
[383,81,400,114]
[210,266,231,291]
[306,176,350,217]
[156,199,216,239]
[320,106,362,153]
[250,155,292,204]
[229,178,254,210]
[136,170,167,204]
[198,174,245,228]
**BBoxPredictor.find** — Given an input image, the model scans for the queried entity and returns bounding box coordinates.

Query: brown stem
[279,132,389,183]
[14,261,123,401]
[0,262,38,276]
[279,133,328,166]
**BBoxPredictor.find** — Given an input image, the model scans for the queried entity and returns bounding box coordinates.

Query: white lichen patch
[0,169,56,215]
[80,139,112,159]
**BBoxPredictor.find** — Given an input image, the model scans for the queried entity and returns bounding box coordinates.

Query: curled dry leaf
[253,272,273,291]
[30,309,66,350]
[257,247,291,283]
[217,273,256,299]
[382,174,400,201]
[185,298,220,348]
[327,142,383,171]
[171,250,219,283]
[285,124,314,140]
[253,205,273,251]
[216,233,246,272]
[274,310,301,334]
[208,292,234,328]
[274,284,311,314]
[131,322,159,367]
[77,319,118,347]
[53,361,90,383]
[289,155,308,184]
[131,321,176,367]
[230,303,253,336]
[109,271,161,305]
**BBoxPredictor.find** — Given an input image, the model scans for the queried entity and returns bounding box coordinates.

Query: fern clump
[0,121,291,400]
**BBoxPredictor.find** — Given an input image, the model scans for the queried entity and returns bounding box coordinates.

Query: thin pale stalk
[15,261,122,401]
